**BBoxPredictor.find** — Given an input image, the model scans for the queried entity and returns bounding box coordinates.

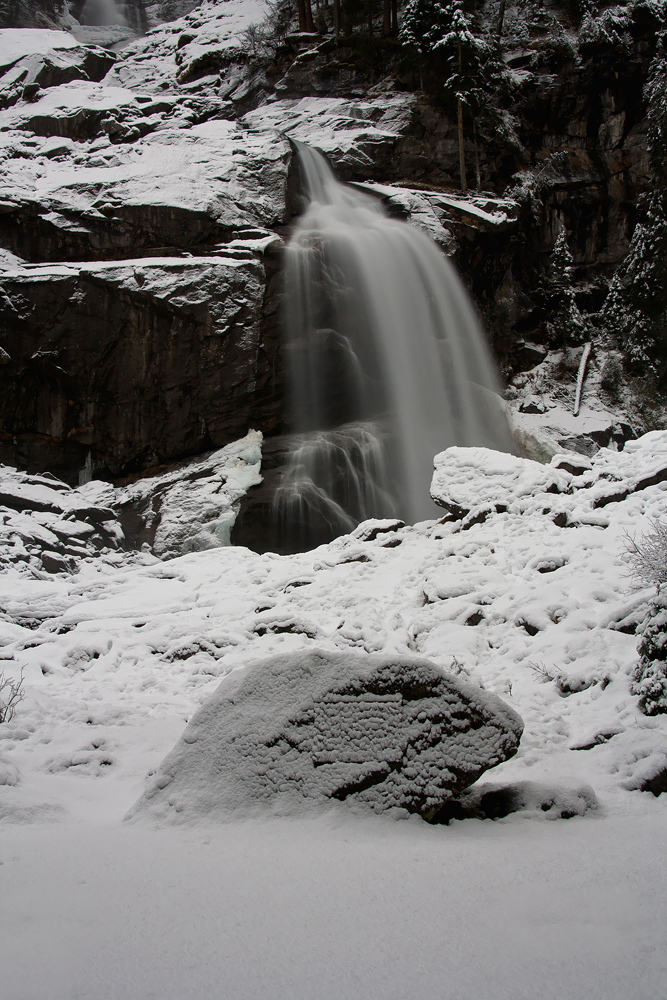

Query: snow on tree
[601,24,667,373]
[545,231,586,346]
[634,586,667,714]
[400,0,514,189]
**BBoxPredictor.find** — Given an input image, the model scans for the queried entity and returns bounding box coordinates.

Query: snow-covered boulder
[0,466,123,575]
[130,648,523,821]
[108,430,264,557]
[430,446,572,518]
[0,29,115,106]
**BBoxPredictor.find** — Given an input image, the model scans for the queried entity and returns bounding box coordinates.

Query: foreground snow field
[1,434,667,997]
[2,811,665,1000]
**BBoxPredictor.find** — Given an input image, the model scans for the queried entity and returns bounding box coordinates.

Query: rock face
[0,3,662,487]
[130,647,524,821]
[0,252,281,479]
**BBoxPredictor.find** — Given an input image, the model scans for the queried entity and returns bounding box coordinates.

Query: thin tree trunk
[473,119,481,189]
[334,0,340,37]
[390,0,398,35]
[383,0,391,36]
[368,9,373,38]
[458,98,467,191]
[458,45,467,192]
[496,0,506,39]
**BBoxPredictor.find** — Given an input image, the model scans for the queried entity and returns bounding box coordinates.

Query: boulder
[130,648,523,821]
[430,446,572,519]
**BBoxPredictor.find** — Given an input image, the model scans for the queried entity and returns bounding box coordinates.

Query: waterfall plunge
[276,142,514,550]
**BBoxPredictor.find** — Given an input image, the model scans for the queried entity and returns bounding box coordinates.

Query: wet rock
[130,648,523,821]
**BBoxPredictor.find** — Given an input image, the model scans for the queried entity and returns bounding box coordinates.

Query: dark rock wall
[0,255,284,481]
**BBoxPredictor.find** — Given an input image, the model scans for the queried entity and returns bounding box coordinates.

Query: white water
[278,143,514,547]
[79,0,127,26]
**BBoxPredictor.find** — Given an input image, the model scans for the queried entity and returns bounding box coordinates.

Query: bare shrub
[0,668,24,723]
[625,517,667,587]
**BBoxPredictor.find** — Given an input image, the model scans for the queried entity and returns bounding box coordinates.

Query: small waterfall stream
[276,142,514,550]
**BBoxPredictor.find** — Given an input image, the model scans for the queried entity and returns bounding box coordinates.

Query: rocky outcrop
[0,2,661,489]
[0,464,123,577]
[129,647,523,821]
[0,252,282,479]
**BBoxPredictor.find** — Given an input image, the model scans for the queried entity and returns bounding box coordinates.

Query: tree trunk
[458,98,467,191]
[458,45,467,192]
[496,0,506,39]
[473,119,481,190]
[390,0,398,35]
[297,0,315,32]
[383,0,391,36]
[334,0,340,37]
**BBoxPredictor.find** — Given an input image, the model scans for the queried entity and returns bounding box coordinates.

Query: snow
[0,110,291,231]
[0,29,79,69]
[0,6,664,987]
[105,0,269,92]
[243,94,417,172]
[132,648,523,821]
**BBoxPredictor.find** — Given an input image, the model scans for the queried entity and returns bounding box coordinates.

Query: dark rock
[40,550,71,574]
[0,256,284,480]
[129,648,524,821]
[430,780,599,823]
[519,394,548,414]
[641,766,667,797]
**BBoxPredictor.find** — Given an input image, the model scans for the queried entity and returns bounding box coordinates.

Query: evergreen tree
[546,232,586,346]
[400,0,511,190]
[601,36,667,374]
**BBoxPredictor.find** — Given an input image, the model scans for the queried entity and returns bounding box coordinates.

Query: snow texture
[131,647,523,821]
[243,94,417,174]
[0,430,263,575]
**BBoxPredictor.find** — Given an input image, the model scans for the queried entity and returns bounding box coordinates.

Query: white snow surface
[1,434,666,995]
[0,29,79,69]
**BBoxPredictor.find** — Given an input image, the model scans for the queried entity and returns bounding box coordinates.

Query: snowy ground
[1,434,666,998]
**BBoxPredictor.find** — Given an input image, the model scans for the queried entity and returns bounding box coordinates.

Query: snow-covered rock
[430,446,571,518]
[105,0,268,92]
[0,28,115,107]
[243,93,417,176]
[130,647,523,821]
[108,430,263,557]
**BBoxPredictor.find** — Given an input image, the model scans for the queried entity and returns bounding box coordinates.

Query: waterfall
[78,0,127,26]
[276,142,514,550]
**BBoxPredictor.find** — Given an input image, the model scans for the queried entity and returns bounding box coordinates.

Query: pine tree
[546,232,586,345]
[601,33,667,373]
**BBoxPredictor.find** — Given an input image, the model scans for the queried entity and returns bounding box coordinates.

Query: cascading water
[276,141,514,550]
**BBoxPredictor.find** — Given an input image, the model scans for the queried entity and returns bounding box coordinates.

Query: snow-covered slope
[1,434,666,998]
[1,432,666,823]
